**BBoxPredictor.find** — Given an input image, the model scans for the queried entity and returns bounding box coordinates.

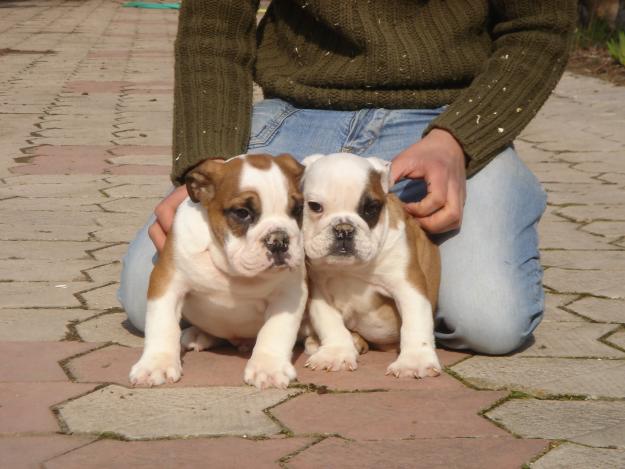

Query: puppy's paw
[129,353,182,386]
[386,347,441,379]
[305,345,359,372]
[180,326,218,352]
[244,353,296,389]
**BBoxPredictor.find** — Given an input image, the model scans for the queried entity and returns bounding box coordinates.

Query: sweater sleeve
[424,0,577,177]
[171,0,260,185]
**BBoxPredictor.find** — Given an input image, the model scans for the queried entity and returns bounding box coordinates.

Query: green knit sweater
[171,0,576,184]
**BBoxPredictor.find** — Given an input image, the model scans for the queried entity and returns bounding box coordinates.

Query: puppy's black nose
[333,223,355,241]
[264,230,289,254]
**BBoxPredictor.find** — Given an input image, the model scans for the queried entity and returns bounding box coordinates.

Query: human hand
[390,129,467,234]
[149,159,225,251]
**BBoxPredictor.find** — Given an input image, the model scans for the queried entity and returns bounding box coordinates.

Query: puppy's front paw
[244,353,296,389]
[129,353,182,386]
[305,345,359,372]
[386,347,441,379]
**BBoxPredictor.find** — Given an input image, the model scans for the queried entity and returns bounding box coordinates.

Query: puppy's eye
[231,207,252,222]
[363,200,382,218]
[308,201,323,213]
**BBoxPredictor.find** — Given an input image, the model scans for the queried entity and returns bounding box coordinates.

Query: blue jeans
[118,99,546,355]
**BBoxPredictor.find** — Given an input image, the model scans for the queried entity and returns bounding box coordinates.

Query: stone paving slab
[0,281,86,308]
[288,437,548,469]
[271,389,508,440]
[606,329,625,350]
[57,385,298,440]
[44,437,311,469]
[533,442,625,469]
[567,297,625,323]
[486,399,625,448]
[0,382,96,434]
[515,322,623,358]
[0,309,94,341]
[543,268,625,299]
[75,313,143,347]
[79,283,122,310]
[0,341,100,382]
[543,293,585,322]
[452,356,625,398]
[0,435,96,469]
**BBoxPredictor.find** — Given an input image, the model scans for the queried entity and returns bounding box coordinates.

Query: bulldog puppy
[302,153,441,379]
[129,154,307,389]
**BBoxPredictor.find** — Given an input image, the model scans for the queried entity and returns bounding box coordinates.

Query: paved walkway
[1,1,624,468]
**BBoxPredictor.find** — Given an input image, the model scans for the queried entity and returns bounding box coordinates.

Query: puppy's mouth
[266,251,291,268]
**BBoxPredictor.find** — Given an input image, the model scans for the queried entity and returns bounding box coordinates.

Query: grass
[607,31,625,66]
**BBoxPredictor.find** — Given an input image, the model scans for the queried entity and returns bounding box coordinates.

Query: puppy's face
[302,153,391,266]
[186,154,305,277]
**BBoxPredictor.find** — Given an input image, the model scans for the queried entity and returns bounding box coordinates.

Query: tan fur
[388,194,440,311]
[246,154,273,170]
[147,232,175,300]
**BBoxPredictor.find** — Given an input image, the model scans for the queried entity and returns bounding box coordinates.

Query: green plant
[607,31,625,66]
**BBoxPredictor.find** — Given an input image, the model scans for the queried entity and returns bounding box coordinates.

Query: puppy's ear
[301,153,324,167]
[275,153,305,181]
[185,160,224,204]
[367,157,392,193]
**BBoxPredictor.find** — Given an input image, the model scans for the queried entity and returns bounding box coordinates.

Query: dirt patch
[567,46,625,86]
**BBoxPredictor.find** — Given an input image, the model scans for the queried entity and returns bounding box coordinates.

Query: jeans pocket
[248,99,300,149]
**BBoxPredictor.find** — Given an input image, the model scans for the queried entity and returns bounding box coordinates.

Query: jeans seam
[248,105,301,148]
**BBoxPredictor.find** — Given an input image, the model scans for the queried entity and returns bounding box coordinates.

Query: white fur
[302,153,441,378]
[130,158,307,389]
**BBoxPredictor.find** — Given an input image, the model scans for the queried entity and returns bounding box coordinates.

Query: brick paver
[1,1,624,467]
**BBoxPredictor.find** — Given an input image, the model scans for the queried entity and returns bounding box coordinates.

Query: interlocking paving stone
[555,204,625,223]
[0,341,100,382]
[541,250,625,271]
[0,259,94,282]
[533,442,625,469]
[544,269,625,299]
[76,313,143,347]
[44,437,311,469]
[293,349,469,391]
[79,283,121,310]
[581,221,625,239]
[100,197,162,214]
[0,382,95,434]
[452,356,625,398]
[486,400,625,448]
[606,329,625,350]
[517,322,623,358]
[567,297,625,323]
[57,385,298,439]
[89,243,129,262]
[0,435,95,469]
[0,309,93,341]
[101,183,169,198]
[543,293,585,322]
[538,222,611,250]
[0,241,106,261]
[271,389,508,440]
[0,224,93,242]
[0,281,86,308]
[288,437,548,469]
[83,262,121,284]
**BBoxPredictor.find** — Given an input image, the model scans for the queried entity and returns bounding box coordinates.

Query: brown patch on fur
[358,170,386,228]
[388,195,441,312]
[274,153,305,226]
[147,232,175,299]
[245,153,272,170]
[185,158,246,245]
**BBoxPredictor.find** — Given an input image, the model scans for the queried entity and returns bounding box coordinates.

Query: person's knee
[437,283,544,355]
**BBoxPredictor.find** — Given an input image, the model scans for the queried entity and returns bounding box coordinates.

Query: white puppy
[302,153,441,379]
[129,154,308,389]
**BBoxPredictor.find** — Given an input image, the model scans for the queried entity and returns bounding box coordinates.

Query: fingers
[415,180,465,234]
[403,163,448,218]
[154,185,189,234]
[148,222,166,252]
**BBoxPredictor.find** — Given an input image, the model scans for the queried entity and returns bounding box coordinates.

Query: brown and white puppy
[129,154,308,389]
[302,153,441,379]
